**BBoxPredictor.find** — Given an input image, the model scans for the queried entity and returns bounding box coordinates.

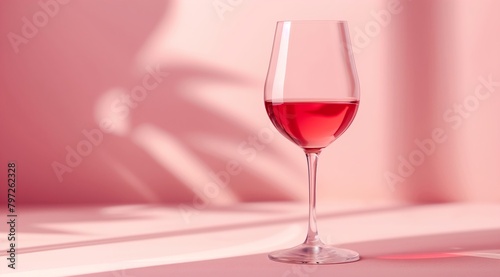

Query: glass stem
[305,149,322,245]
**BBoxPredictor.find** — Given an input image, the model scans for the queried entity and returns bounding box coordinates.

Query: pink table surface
[1,202,499,277]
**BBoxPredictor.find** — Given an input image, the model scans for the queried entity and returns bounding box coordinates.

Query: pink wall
[388,0,500,202]
[0,0,499,205]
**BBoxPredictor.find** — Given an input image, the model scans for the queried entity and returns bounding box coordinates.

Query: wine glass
[264,20,360,264]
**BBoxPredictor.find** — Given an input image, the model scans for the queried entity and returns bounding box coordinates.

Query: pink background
[1,0,500,206]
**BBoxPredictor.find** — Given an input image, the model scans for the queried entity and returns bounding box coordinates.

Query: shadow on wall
[0,0,301,205]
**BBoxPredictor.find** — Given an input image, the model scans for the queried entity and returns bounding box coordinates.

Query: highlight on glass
[264,20,360,264]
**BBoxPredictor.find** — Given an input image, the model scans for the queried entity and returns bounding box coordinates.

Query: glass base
[268,242,360,264]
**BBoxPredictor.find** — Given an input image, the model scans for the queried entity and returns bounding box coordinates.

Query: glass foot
[268,242,360,264]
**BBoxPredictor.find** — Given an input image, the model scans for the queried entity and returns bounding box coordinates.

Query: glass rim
[276,20,348,24]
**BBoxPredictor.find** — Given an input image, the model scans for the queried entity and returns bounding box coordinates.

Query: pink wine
[265,100,359,150]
